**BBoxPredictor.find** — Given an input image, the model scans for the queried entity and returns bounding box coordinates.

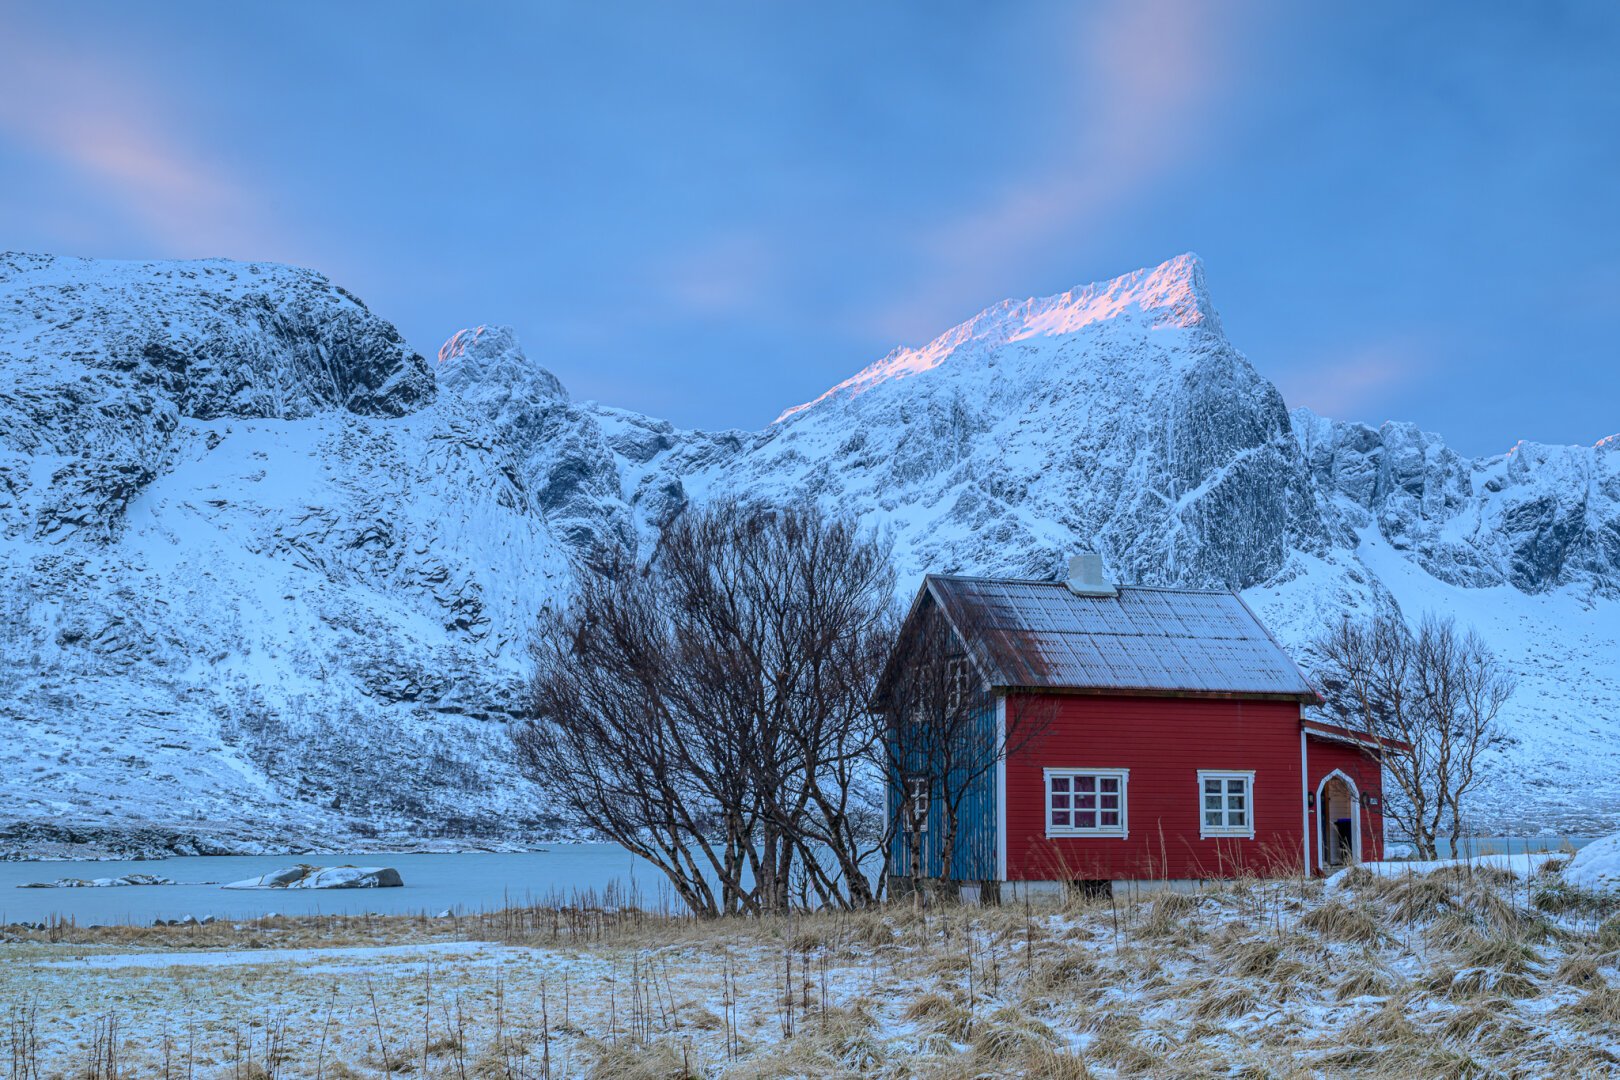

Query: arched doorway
[1316,771,1360,871]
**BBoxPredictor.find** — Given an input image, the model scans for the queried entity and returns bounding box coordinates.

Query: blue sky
[1,1,1615,456]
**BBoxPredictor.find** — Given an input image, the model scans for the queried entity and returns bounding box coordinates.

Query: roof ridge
[924,573,1236,597]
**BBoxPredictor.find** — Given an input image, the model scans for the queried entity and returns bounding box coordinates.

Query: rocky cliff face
[0,256,572,856]
[1,251,1615,854]
[1295,408,1620,597]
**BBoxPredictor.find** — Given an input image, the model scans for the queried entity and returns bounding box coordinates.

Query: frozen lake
[0,836,1597,926]
[0,845,669,925]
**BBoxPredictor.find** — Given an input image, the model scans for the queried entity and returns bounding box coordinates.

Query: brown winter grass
[4,863,1620,1078]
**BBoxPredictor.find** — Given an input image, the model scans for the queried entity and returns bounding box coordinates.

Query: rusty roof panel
[928,576,1316,698]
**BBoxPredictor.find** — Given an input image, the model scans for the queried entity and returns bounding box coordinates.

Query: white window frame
[1198,770,1256,839]
[1043,768,1129,838]
[903,777,930,834]
[945,657,973,713]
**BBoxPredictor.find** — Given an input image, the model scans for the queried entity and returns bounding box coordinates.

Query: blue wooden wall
[886,700,999,882]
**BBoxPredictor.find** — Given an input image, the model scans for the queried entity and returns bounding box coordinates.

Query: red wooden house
[884,556,1405,896]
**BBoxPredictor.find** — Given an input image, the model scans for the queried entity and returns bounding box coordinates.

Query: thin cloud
[864,0,1251,344]
[660,230,783,318]
[1275,340,1431,420]
[0,26,271,256]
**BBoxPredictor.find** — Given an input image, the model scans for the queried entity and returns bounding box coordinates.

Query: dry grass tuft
[1019,1047,1095,1079]
[1445,966,1539,1001]
[1188,977,1259,1021]
[1333,957,1396,1001]
[1220,936,1287,980]
[1554,987,1620,1031]
[674,1001,724,1030]
[1553,952,1603,988]
[1380,872,1457,922]
[1461,935,1542,974]
[902,992,973,1042]
[1333,865,1379,891]
[585,1037,696,1079]
[1134,891,1202,939]
[1340,993,1420,1045]
[1433,863,1520,890]
[786,926,826,952]
[1300,897,1385,944]
[1598,915,1620,954]
[1424,909,1490,952]
[1440,999,1533,1051]
[972,1006,1059,1062]
[1083,1011,1149,1070]
[1027,950,1099,994]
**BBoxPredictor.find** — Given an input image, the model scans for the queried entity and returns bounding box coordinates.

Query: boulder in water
[222,865,403,890]
[18,873,175,888]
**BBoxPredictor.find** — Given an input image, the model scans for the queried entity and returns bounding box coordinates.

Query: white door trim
[995,694,1008,882]
[1314,768,1361,873]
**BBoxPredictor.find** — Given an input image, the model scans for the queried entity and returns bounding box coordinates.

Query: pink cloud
[0,28,271,255]
[864,0,1255,344]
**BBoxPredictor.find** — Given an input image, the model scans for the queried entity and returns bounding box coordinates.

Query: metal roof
[926,575,1318,700]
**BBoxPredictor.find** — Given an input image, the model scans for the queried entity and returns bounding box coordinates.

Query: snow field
[4,853,1619,1077]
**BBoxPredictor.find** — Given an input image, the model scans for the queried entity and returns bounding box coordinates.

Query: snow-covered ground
[1567,833,1620,894]
[3,851,1618,1077]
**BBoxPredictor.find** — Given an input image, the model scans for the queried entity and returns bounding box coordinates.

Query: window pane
[1052,810,1069,827]
[1230,809,1246,827]
[1205,795,1223,811]
[1229,796,1245,811]
[1100,777,1119,793]
[1075,810,1096,828]
[1100,793,1119,810]
[1076,776,1096,793]
[1051,776,1069,793]
[1205,779,1222,796]
[1100,810,1119,827]
[1052,793,1070,810]
[1204,810,1222,827]
[1077,793,1096,810]
[1227,779,1246,796]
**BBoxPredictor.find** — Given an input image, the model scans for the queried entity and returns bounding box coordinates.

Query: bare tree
[514,499,897,916]
[1313,612,1514,859]
[875,594,1054,903]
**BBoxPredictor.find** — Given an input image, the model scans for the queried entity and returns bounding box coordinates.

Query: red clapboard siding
[1005,693,1309,881]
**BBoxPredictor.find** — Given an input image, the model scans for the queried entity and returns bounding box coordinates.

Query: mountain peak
[435,324,566,402]
[776,253,1222,423]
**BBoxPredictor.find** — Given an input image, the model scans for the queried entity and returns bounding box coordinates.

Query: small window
[945,658,973,713]
[1198,771,1255,838]
[903,777,930,833]
[1045,769,1128,837]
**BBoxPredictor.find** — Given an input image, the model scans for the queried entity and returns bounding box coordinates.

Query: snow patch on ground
[1565,832,1620,894]
[39,939,502,970]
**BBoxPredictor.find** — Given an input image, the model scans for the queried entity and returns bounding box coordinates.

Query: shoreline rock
[222,865,403,890]
[18,873,177,888]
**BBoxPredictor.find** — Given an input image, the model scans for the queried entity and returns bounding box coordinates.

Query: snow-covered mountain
[2,251,1615,856]
[0,255,574,856]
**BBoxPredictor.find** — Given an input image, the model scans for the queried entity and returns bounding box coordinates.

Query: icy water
[0,845,668,925]
[0,837,1597,926]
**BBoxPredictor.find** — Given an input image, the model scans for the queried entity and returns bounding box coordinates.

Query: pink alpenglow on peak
[437,324,491,365]
[775,253,1220,423]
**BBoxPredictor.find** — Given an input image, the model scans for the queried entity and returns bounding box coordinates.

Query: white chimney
[1066,552,1117,597]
